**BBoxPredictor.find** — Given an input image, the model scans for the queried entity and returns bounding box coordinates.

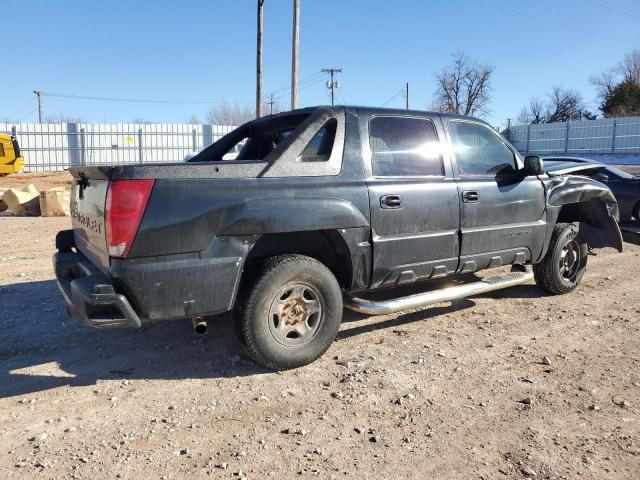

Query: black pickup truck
[54,106,623,370]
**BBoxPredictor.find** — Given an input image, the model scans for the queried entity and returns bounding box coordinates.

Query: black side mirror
[592,172,609,183]
[523,155,545,176]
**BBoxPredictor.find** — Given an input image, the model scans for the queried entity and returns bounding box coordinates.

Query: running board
[344,267,534,315]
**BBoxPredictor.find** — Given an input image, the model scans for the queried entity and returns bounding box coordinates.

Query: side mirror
[592,172,609,183]
[523,155,545,176]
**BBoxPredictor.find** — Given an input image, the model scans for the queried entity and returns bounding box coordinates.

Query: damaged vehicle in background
[53,106,623,370]
[544,156,640,223]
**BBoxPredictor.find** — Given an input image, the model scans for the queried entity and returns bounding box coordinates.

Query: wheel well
[244,230,353,289]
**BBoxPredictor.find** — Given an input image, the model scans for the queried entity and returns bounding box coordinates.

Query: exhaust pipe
[344,267,533,316]
[192,317,208,335]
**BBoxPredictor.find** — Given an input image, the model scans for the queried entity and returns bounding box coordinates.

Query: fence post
[611,119,617,153]
[191,128,197,152]
[525,124,531,154]
[80,128,87,165]
[11,125,16,137]
[564,121,570,153]
[138,128,143,164]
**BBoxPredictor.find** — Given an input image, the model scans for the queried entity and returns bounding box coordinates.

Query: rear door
[445,119,546,272]
[364,114,460,289]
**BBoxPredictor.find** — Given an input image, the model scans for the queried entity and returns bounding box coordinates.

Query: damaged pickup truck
[53,106,623,370]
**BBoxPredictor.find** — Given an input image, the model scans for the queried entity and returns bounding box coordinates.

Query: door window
[450,121,516,176]
[369,117,443,176]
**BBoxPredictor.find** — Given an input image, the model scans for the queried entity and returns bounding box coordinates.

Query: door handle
[462,190,479,203]
[380,194,402,209]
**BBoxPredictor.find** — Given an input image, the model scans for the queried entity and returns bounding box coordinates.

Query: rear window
[190,113,310,162]
[369,116,443,176]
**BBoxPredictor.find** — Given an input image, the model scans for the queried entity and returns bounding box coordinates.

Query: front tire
[534,223,588,294]
[236,255,343,370]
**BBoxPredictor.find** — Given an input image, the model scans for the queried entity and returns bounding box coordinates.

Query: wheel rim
[268,282,323,346]
[559,239,580,281]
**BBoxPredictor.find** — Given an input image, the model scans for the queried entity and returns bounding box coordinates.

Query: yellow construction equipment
[0,133,25,175]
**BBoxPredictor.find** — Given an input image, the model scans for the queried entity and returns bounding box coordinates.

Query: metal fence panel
[0,122,235,172]
[504,115,640,156]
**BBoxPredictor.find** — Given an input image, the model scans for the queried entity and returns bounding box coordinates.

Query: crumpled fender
[218,197,369,235]
[545,175,623,252]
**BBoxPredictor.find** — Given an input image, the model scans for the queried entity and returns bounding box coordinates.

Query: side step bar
[344,267,534,315]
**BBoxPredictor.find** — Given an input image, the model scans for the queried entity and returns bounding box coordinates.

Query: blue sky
[2,0,639,125]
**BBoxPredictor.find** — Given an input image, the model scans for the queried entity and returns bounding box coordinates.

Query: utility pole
[322,67,342,106]
[267,94,276,115]
[405,82,409,110]
[256,0,265,118]
[33,90,43,123]
[291,0,300,110]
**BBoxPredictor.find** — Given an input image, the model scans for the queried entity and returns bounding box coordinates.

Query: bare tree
[518,97,546,124]
[432,53,494,117]
[186,115,201,125]
[545,86,585,123]
[620,49,640,84]
[206,101,254,126]
[44,113,86,123]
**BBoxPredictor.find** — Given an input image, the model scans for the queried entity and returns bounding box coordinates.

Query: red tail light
[105,179,154,258]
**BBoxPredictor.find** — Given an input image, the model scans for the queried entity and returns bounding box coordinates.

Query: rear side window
[369,117,443,176]
[449,121,516,176]
[300,119,337,162]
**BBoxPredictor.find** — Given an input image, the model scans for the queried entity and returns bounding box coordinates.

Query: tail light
[105,179,154,257]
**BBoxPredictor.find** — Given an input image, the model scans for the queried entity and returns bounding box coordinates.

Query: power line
[269,71,324,96]
[41,91,216,105]
[380,88,404,107]
[583,0,640,22]
[478,0,639,48]
[271,75,327,101]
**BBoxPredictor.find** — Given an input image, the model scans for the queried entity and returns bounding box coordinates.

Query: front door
[446,119,546,272]
[365,115,460,289]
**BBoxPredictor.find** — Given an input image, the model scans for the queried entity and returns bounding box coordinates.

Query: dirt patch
[0,171,73,192]
[0,217,639,479]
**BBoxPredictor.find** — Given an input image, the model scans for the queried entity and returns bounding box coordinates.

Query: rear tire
[534,223,588,295]
[236,255,343,370]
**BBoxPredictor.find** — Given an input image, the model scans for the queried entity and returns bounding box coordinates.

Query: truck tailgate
[69,167,112,273]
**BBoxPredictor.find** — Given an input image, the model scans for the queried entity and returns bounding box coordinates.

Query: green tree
[600,79,640,117]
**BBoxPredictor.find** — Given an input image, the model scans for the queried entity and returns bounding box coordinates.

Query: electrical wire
[478,0,639,48]
[380,89,404,107]
[582,0,640,22]
[41,91,214,105]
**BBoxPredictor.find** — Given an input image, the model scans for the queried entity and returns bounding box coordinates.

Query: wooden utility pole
[256,0,265,118]
[291,0,300,110]
[267,94,276,115]
[405,82,409,110]
[33,90,43,123]
[322,68,342,106]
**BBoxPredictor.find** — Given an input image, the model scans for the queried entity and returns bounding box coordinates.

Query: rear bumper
[53,229,246,326]
[53,230,141,328]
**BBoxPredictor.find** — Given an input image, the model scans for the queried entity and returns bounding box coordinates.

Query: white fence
[504,116,640,156]
[0,123,236,172]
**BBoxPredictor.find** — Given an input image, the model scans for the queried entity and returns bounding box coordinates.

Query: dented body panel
[53,106,622,327]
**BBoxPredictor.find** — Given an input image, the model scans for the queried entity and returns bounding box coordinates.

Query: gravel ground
[1,215,640,480]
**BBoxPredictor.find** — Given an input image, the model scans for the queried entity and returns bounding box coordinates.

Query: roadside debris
[0,184,70,217]
[1,184,40,216]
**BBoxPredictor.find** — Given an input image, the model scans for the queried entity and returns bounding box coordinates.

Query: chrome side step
[344,268,534,315]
